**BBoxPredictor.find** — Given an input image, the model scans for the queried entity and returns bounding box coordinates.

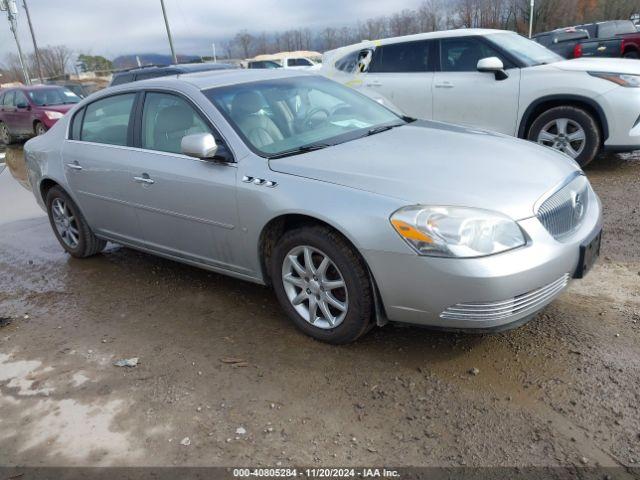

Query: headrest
[231,91,263,117]
[156,105,194,133]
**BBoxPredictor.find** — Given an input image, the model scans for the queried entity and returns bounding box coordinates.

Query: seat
[231,91,283,149]
[153,104,195,153]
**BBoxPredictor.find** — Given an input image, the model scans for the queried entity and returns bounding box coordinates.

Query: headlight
[588,72,640,88]
[44,110,64,120]
[390,206,526,258]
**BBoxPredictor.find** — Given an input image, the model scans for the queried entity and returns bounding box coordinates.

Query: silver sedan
[24,70,603,343]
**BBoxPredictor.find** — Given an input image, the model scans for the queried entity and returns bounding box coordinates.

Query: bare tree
[39,45,72,78]
[234,30,254,59]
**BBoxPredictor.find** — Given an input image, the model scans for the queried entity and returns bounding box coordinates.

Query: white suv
[322,29,640,166]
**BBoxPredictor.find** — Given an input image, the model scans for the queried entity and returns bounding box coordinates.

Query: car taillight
[573,43,583,58]
[620,39,626,56]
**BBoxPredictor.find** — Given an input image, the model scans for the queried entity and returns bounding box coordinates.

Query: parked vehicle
[24,70,602,343]
[573,20,640,59]
[46,81,100,98]
[109,62,236,86]
[535,20,640,59]
[533,28,590,58]
[246,60,282,69]
[279,56,320,70]
[0,85,81,144]
[322,28,640,166]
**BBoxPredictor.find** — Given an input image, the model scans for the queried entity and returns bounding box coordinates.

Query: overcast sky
[1,0,421,60]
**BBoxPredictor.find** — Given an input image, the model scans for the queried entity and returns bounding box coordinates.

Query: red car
[0,85,81,144]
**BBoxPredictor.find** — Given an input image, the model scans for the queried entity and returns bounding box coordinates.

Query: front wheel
[270,225,374,344]
[527,106,600,167]
[34,122,47,136]
[0,122,15,145]
[46,186,106,258]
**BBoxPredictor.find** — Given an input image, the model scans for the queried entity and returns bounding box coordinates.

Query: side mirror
[16,102,29,110]
[181,133,219,160]
[477,57,509,81]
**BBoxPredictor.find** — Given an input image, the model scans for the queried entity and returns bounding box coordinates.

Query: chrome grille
[536,174,590,240]
[440,274,569,322]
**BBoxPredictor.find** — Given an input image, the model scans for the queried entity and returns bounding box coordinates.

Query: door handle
[366,81,382,87]
[435,83,454,89]
[133,175,154,185]
[66,162,83,170]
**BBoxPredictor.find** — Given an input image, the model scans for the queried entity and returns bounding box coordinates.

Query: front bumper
[363,188,603,330]
[600,87,640,150]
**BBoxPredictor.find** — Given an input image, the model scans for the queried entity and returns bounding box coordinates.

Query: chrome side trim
[533,170,583,215]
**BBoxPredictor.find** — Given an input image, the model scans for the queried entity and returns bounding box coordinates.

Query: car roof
[112,68,311,91]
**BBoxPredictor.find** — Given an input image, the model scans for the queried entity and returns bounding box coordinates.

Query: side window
[81,94,135,146]
[368,41,431,73]
[69,107,84,140]
[141,92,212,154]
[111,74,133,86]
[14,91,28,107]
[3,91,15,107]
[334,51,359,73]
[440,38,511,72]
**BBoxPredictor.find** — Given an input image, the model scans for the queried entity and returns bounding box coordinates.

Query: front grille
[536,174,590,240]
[440,274,569,322]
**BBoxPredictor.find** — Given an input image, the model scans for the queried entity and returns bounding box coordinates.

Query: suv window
[141,92,211,154]
[288,58,312,67]
[334,51,359,73]
[110,74,134,86]
[81,94,135,145]
[2,91,15,107]
[368,40,431,73]
[440,37,510,72]
[14,91,29,108]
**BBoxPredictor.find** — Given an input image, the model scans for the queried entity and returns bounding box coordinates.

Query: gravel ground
[0,145,638,469]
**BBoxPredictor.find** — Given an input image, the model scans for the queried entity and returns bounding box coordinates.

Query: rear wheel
[270,225,374,344]
[45,186,106,258]
[34,121,47,136]
[623,51,639,59]
[0,122,15,145]
[528,106,600,167]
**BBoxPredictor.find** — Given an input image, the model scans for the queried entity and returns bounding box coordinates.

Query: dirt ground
[0,144,639,469]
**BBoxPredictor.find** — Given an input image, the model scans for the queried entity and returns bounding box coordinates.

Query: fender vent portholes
[242,176,277,188]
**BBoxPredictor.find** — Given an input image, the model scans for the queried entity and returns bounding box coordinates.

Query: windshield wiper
[267,143,333,159]
[363,122,405,137]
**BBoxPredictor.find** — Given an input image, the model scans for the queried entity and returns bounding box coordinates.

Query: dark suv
[109,62,236,86]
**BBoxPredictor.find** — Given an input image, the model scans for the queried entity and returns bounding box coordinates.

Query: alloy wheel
[0,124,9,144]
[537,118,586,159]
[281,245,348,329]
[35,123,47,136]
[51,198,80,249]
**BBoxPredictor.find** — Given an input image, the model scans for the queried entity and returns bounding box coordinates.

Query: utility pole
[528,0,535,38]
[159,0,177,64]
[22,0,44,83]
[1,0,31,84]
[212,42,217,63]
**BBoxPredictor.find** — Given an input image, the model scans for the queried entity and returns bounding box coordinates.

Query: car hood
[268,121,581,220]
[549,57,640,75]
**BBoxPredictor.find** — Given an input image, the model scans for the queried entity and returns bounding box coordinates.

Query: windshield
[204,76,404,157]
[487,32,563,66]
[28,87,81,106]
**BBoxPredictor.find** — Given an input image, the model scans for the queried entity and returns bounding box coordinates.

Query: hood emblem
[571,190,584,218]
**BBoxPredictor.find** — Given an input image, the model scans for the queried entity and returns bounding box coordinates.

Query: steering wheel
[301,107,330,130]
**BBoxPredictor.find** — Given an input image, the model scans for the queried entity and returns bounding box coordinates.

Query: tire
[0,122,16,145]
[45,186,106,258]
[34,121,47,136]
[270,225,374,344]
[527,106,600,167]
[623,51,638,59]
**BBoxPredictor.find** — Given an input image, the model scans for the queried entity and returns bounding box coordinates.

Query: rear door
[63,92,144,244]
[432,36,521,135]
[125,90,245,273]
[362,40,435,119]
[13,90,33,134]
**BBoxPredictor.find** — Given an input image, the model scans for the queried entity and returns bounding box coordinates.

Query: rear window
[334,51,359,73]
[598,20,636,38]
[69,107,84,140]
[368,40,432,73]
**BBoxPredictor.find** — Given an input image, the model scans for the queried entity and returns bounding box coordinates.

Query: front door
[362,40,435,119]
[63,92,143,244]
[126,91,244,274]
[433,37,521,135]
[12,90,33,134]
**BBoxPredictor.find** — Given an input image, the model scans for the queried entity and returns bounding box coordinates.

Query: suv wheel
[270,225,374,344]
[45,186,106,258]
[0,122,15,145]
[528,106,600,167]
[623,51,638,59]
[35,122,47,136]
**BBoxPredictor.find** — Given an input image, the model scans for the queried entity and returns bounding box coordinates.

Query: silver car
[24,70,603,344]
